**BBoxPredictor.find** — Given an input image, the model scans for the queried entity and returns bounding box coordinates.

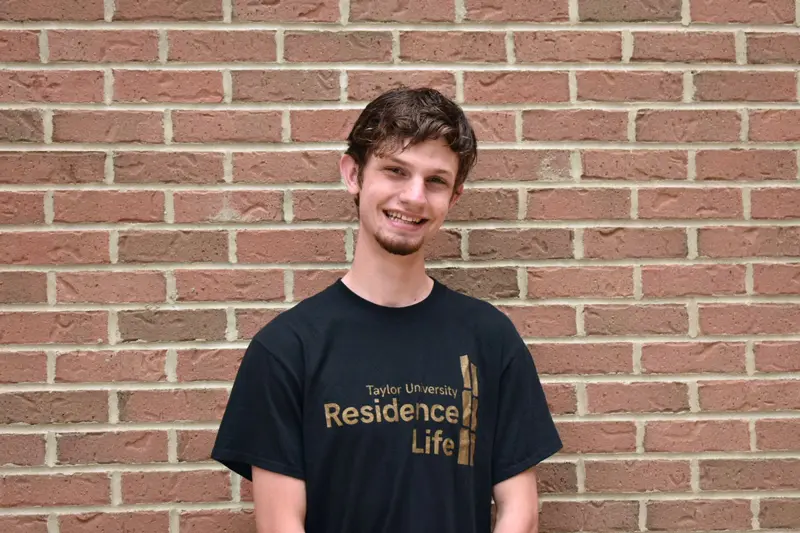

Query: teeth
[387,211,422,224]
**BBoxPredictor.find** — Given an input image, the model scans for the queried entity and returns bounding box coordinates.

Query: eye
[385,167,404,175]
[428,176,448,186]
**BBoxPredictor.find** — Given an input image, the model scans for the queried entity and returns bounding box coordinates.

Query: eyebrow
[385,156,455,179]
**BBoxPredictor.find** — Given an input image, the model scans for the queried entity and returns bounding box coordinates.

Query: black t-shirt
[212,278,562,533]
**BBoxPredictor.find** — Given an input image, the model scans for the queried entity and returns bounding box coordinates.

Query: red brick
[540,501,638,532]
[756,342,800,372]
[174,191,283,223]
[176,270,284,302]
[0,312,107,344]
[115,152,224,184]
[351,0,453,21]
[430,268,519,300]
[234,70,339,102]
[0,391,108,424]
[294,269,347,299]
[646,421,750,452]
[0,517,47,533]
[556,421,636,453]
[472,150,571,182]
[700,380,800,411]
[696,72,797,102]
[284,31,392,62]
[697,149,797,181]
[177,349,242,382]
[293,190,357,222]
[119,390,228,422]
[448,189,517,221]
[642,342,746,374]
[524,110,628,141]
[0,0,103,21]
[757,420,800,451]
[55,191,164,223]
[234,0,338,21]
[531,343,632,375]
[515,31,622,62]
[426,230,463,261]
[755,264,800,294]
[0,152,105,185]
[647,500,752,531]
[114,71,223,103]
[543,384,577,414]
[0,474,110,506]
[122,471,230,504]
[181,510,255,533]
[53,111,163,143]
[585,461,691,492]
[60,512,170,533]
[0,71,103,103]
[692,0,794,22]
[57,272,166,303]
[632,32,737,62]
[700,460,800,490]
[637,110,741,142]
[582,150,688,181]
[347,71,456,101]
[115,0,222,20]
[752,189,800,219]
[58,431,168,465]
[172,111,281,143]
[0,434,46,466]
[56,350,167,383]
[748,33,800,64]
[642,265,746,297]
[0,352,47,383]
[699,226,800,258]
[469,229,572,260]
[235,151,341,183]
[588,382,689,413]
[169,30,276,62]
[536,462,578,493]
[465,72,569,104]
[760,499,800,529]
[700,304,800,334]
[584,228,687,259]
[238,230,346,263]
[49,30,159,62]
[0,110,43,142]
[586,304,689,336]
[498,306,577,337]
[119,309,227,342]
[400,32,506,62]
[118,230,228,263]
[0,30,39,61]
[236,309,281,339]
[528,267,633,298]
[465,0,568,21]
[0,192,42,224]
[578,71,683,101]
[467,111,516,142]
[751,111,800,142]
[528,188,630,220]
[0,231,109,265]
[178,430,216,461]
[581,0,681,20]
[0,272,46,303]
[291,110,359,142]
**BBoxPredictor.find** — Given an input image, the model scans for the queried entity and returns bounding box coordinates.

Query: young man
[211,88,562,533]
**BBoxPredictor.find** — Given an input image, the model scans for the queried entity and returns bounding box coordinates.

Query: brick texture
[1,1,797,530]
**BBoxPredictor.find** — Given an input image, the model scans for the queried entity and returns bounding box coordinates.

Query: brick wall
[2,0,800,531]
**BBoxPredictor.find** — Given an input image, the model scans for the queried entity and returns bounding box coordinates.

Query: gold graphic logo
[458,355,478,466]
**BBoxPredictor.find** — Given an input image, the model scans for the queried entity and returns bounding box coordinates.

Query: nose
[398,175,426,206]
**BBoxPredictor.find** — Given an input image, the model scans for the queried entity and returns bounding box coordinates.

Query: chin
[375,233,425,256]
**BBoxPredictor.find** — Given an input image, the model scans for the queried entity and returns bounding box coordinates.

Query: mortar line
[735,31,747,65]
[223,0,233,23]
[461,229,469,260]
[749,419,757,452]
[340,70,348,102]
[158,30,168,63]
[621,31,633,63]
[455,0,466,23]
[340,0,350,24]
[284,269,294,303]
[681,0,690,25]
[745,264,755,296]
[46,350,57,384]
[105,0,115,22]
[165,348,178,382]
[506,31,515,64]
[39,29,49,63]
[168,428,178,463]
[683,71,694,103]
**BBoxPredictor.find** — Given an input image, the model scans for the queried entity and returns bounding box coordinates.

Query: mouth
[384,210,428,228]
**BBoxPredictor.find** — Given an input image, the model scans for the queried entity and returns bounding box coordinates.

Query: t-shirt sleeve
[491,326,562,485]
[211,335,305,482]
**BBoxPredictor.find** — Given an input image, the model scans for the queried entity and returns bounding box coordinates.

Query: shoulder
[437,281,520,339]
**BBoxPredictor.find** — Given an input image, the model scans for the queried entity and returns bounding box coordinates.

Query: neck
[342,232,433,307]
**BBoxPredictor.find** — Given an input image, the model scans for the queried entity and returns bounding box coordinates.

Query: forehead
[370,138,459,173]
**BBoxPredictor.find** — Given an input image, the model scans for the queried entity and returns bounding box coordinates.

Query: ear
[449,183,464,208]
[340,154,361,195]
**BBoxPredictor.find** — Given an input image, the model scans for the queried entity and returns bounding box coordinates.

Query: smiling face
[342,138,462,257]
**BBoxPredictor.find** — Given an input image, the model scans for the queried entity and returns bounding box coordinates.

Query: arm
[492,468,539,533]
[252,466,307,533]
